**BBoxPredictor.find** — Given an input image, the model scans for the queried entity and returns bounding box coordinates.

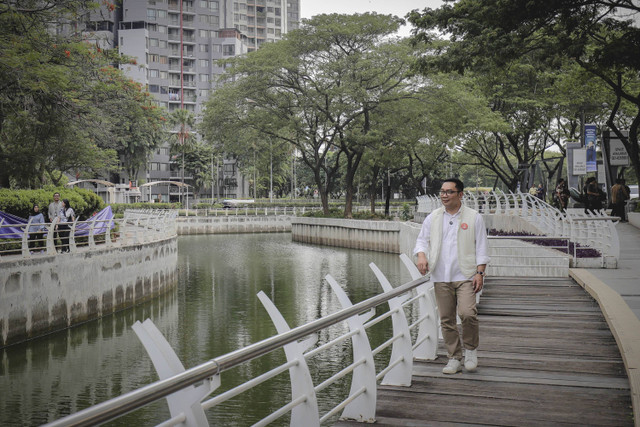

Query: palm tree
[169,109,195,206]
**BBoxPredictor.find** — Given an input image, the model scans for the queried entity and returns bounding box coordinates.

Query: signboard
[584,124,597,172]
[597,163,606,185]
[610,133,630,166]
[573,148,587,175]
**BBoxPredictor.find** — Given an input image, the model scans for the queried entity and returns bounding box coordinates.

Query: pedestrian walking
[414,178,490,374]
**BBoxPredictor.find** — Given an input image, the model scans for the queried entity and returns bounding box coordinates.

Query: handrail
[0,209,177,259]
[46,273,432,427]
[416,190,620,264]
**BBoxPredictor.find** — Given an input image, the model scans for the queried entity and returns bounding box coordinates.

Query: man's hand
[472,273,483,293]
[416,252,429,276]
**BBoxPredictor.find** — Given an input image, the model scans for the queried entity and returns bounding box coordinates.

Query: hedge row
[109,202,181,214]
[0,187,104,220]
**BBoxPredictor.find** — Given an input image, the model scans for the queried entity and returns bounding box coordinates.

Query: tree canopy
[0,0,167,188]
[408,0,640,187]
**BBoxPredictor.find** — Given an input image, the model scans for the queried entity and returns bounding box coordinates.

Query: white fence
[0,209,177,258]
[46,254,438,427]
[417,190,620,265]
[180,205,404,218]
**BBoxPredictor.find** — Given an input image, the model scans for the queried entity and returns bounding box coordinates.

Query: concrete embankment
[0,237,177,348]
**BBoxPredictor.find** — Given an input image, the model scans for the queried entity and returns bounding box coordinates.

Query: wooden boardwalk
[337,277,634,426]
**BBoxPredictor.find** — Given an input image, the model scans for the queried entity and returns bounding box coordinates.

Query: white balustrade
[46,255,438,427]
[0,209,177,258]
[416,190,620,266]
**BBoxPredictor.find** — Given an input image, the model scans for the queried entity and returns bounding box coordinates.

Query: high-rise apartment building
[63,0,300,202]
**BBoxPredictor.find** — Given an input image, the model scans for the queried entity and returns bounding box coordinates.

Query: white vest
[429,205,478,278]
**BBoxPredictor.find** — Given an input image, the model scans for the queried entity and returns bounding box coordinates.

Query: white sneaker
[465,349,478,372]
[442,358,462,374]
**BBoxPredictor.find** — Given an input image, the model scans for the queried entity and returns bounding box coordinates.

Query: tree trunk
[369,166,380,214]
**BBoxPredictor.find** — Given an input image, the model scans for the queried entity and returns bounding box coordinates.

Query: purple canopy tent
[0,206,114,239]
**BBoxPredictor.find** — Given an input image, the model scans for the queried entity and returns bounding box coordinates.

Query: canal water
[0,233,413,426]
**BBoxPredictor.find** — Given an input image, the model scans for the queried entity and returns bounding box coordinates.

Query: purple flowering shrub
[488,229,601,258]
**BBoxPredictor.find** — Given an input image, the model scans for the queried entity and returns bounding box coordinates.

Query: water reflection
[0,233,411,426]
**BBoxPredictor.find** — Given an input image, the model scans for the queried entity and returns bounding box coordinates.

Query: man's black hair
[442,178,464,192]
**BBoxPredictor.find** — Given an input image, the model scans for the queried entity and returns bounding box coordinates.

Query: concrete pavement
[587,221,640,321]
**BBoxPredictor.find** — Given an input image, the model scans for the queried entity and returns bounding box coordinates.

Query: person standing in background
[27,204,46,251]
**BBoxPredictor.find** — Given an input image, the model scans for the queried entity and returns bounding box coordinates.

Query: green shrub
[0,187,104,220]
[302,208,390,220]
[109,202,180,214]
[400,203,413,221]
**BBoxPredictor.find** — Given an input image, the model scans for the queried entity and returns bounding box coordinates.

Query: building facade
[66,0,300,203]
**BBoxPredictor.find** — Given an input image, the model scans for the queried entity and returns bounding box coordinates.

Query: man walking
[414,178,490,374]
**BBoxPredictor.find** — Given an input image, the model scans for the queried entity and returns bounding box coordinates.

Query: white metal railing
[0,209,177,258]
[416,190,620,265]
[180,205,404,218]
[45,254,439,427]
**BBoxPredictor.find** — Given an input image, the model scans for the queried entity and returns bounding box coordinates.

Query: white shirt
[414,208,490,282]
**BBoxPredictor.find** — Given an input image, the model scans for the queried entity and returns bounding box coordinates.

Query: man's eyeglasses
[439,190,461,196]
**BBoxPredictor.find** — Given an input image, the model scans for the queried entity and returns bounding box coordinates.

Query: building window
[147,9,156,20]
[199,59,209,67]
[158,25,167,33]
[148,69,159,78]
[199,74,209,82]
[199,44,209,52]
[149,84,160,93]
[223,44,234,56]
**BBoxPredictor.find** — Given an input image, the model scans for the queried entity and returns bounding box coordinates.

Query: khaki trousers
[434,280,479,360]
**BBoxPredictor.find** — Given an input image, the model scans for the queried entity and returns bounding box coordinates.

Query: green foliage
[109,202,180,214]
[0,187,104,220]
[302,207,390,220]
[400,203,413,221]
[0,1,167,188]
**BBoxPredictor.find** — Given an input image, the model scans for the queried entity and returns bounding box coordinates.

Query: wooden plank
[340,277,635,426]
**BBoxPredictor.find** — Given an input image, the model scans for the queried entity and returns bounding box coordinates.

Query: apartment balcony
[168,49,195,58]
[168,64,196,73]
[169,80,197,88]
[168,92,197,103]
[168,3,195,14]
[168,33,195,43]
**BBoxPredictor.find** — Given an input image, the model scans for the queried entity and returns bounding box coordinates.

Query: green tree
[0,1,165,188]
[408,0,640,185]
[202,13,416,216]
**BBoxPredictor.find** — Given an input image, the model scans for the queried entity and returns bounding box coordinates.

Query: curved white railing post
[325,275,376,423]
[399,254,438,360]
[46,218,59,255]
[88,215,97,249]
[22,218,33,257]
[132,319,219,427]
[257,291,320,426]
[369,262,413,386]
[69,217,79,252]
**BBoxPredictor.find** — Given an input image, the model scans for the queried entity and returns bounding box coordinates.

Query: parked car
[629,184,639,199]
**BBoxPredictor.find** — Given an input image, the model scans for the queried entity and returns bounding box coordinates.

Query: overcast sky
[300,0,445,37]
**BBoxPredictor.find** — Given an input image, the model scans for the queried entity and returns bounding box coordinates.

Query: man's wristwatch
[475,271,485,276]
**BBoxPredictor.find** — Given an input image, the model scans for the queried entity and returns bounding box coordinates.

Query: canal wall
[177,215,292,234]
[0,211,178,348]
